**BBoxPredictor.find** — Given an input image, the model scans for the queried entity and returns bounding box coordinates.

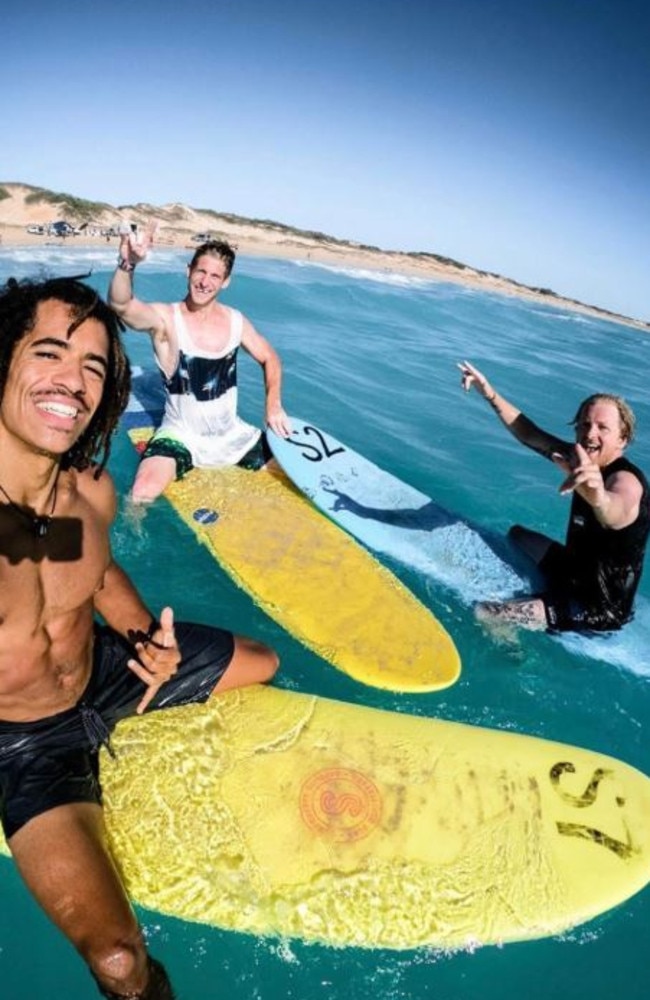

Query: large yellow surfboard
[124,374,459,692]
[3,686,645,950]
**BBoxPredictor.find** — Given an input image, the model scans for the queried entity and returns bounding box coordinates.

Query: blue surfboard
[269,419,650,675]
[268,418,526,603]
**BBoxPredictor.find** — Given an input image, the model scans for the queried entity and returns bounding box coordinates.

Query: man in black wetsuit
[458,361,649,633]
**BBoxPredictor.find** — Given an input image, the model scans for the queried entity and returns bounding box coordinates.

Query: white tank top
[155,303,260,467]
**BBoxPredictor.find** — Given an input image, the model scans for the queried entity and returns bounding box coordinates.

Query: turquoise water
[0,245,648,998]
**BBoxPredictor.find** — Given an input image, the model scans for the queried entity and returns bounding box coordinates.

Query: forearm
[108,263,164,335]
[460,362,569,462]
[262,350,283,414]
[487,391,568,460]
[461,363,523,433]
[108,223,158,322]
[93,560,154,639]
[108,262,136,315]
[482,387,520,429]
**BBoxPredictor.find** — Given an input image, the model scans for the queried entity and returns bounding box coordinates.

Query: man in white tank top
[109,227,291,502]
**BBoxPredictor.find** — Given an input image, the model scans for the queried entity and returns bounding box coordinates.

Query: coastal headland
[1,182,646,331]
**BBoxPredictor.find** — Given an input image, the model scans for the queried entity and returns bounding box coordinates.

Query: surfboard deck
[268,418,527,602]
[122,373,460,693]
[4,685,649,949]
[267,419,650,674]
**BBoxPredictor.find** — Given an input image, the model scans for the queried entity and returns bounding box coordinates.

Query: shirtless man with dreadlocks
[0,276,279,998]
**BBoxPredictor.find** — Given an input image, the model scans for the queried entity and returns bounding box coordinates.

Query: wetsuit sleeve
[509,413,572,462]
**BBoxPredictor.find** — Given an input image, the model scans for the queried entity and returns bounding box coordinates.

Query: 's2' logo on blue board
[193,507,219,525]
[287,425,346,463]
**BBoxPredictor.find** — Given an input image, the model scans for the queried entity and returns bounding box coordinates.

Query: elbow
[109,299,129,319]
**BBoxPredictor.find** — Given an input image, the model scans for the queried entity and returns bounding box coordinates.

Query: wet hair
[188,240,236,278]
[572,393,636,445]
[0,275,131,474]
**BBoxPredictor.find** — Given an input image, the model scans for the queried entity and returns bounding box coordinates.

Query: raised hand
[457,360,495,400]
[552,443,607,506]
[118,219,158,268]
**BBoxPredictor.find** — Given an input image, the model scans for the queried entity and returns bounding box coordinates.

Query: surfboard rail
[123,374,460,692]
[3,685,644,950]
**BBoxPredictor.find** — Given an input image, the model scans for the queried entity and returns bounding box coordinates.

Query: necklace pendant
[34,516,51,538]
[0,477,58,536]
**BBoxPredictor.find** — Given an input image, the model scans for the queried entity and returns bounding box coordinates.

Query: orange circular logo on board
[299,768,382,842]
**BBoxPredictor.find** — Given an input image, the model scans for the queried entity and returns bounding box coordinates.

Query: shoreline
[1,186,647,332]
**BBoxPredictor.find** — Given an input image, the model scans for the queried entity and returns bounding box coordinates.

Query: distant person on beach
[458,360,649,633]
[0,275,279,998]
[108,225,291,502]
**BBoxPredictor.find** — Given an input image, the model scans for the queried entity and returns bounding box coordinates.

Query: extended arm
[108,222,158,326]
[241,318,291,437]
[458,360,570,461]
[108,222,176,371]
[108,263,162,332]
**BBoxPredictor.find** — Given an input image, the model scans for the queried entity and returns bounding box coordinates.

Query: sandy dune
[0,182,644,330]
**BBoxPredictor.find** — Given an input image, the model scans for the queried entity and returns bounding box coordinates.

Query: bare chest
[0,508,108,627]
[182,307,233,355]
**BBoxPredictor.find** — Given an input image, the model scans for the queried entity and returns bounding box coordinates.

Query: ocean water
[0,244,648,999]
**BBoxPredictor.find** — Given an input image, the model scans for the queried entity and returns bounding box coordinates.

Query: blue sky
[3,0,649,319]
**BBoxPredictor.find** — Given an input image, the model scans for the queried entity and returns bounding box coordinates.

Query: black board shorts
[0,621,234,840]
[539,543,624,633]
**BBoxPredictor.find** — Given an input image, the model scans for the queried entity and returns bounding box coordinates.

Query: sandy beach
[1,182,646,331]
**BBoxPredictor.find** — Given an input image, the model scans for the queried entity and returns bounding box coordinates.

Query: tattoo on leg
[475,599,546,630]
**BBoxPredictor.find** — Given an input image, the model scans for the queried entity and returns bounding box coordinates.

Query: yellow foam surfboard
[123,373,460,692]
[4,686,648,949]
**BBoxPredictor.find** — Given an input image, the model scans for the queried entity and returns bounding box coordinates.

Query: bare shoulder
[607,467,644,500]
[240,313,271,354]
[236,309,255,335]
[70,466,118,524]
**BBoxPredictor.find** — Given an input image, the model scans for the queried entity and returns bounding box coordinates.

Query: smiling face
[0,298,109,460]
[574,399,628,468]
[186,252,231,308]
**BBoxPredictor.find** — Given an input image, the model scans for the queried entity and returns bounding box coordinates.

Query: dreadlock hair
[0,275,131,475]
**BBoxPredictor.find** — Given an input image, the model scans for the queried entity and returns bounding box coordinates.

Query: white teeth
[37,401,77,418]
